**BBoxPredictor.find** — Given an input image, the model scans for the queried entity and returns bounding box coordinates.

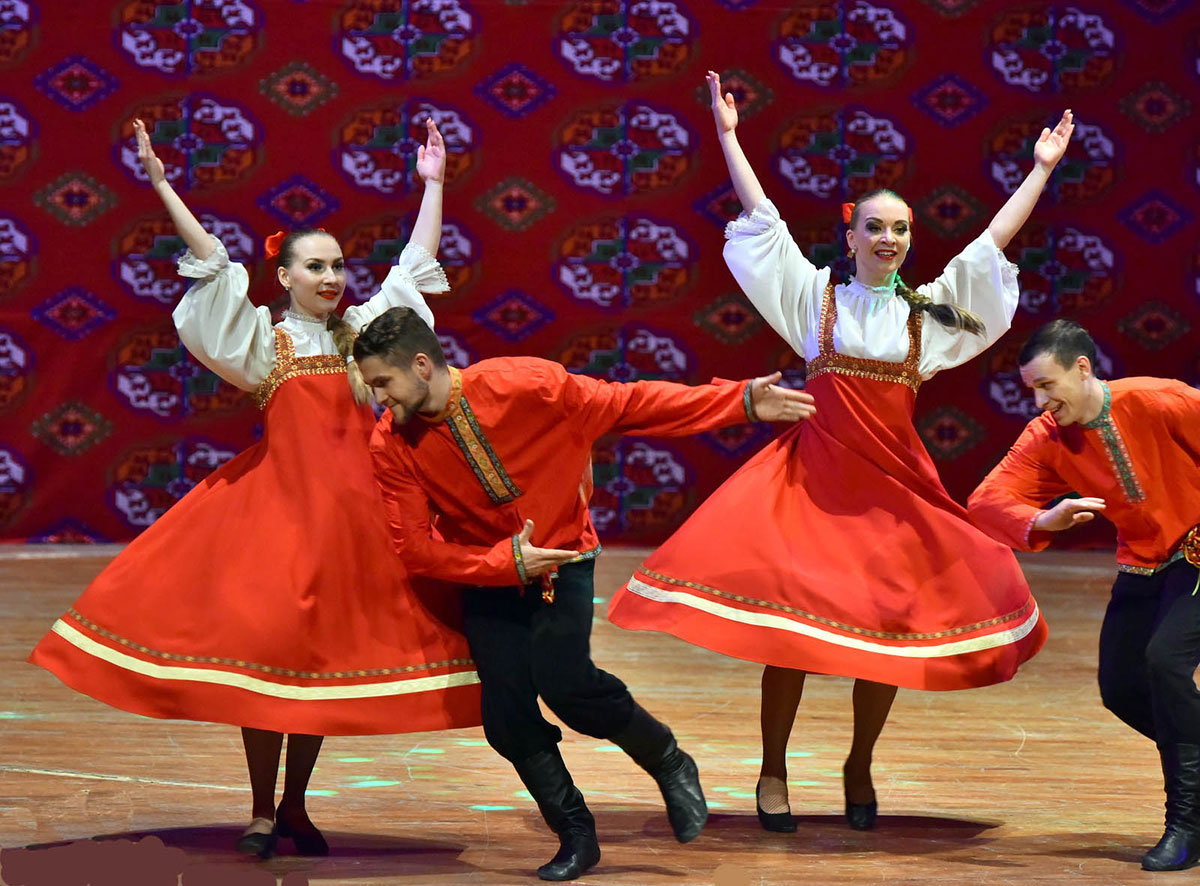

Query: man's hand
[1032,496,1105,532]
[517,520,579,578]
[749,372,816,423]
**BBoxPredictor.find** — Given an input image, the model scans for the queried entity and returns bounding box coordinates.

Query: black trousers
[1098,559,1200,744]
[461,559,637,763]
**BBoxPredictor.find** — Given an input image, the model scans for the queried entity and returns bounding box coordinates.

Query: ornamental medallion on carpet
[0,325,32,413]
[591,439,691,537]
[341,215,476,303]
[0,0,37,68]
[336,100,475,195]
[774,107,910,201]
[110,323,245,421]
[107,437,238,529]
[987,6,1116,94]
[0,98,34,182]
[335,0,476,81]
[556,325,692,382]
[112,213,256,307]
[33,288,117,342]
[115,0,264,77]
[986,114,1114,204]
[0,446,29,529]
[1008,223,1120,316]
[555,102,695,197]
[773,1,911,89]
[117,97,261,191]
[554,215,695,311]
[34,56,119,112]
[0,215,35,300]
[555,0,696,83]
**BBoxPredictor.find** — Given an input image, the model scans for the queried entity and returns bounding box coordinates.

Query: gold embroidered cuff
[512,535,528,584]
[743,381,756,421]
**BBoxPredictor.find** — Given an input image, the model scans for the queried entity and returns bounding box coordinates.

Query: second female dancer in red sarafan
[29,117,480,858]
[609,73,1074,833]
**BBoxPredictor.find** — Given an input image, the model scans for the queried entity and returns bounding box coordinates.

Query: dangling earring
[847,246,856,258]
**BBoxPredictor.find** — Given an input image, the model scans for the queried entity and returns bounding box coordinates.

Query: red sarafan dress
[30,239,481,734]
[607,199,1047,691]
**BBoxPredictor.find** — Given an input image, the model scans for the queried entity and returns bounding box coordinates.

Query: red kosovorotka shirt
[369,357,756,586]
[968,377,1200,572]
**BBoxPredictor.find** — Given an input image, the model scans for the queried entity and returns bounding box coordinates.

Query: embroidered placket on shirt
[1082,381,1146,504]
[428,368,524,506]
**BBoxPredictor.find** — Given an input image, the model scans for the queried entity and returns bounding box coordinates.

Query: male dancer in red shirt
[969,319,1200,871]
[356,306,815,880]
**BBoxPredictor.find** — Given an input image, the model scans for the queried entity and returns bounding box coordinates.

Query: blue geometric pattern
[32,288,116,341]
[34,56,119,111]
[256,175,340,227]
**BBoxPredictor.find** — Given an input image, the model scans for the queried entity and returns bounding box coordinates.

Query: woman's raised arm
[708,71,766,214]
[987,110,1075,251]
[408,118,445,258]
[134,118,214,261]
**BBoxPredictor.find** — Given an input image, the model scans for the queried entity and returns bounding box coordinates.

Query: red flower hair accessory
[263,227,329,262]
[264,230,287,261]
[841,202,914,224]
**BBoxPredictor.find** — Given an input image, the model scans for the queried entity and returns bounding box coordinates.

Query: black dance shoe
[1142,824,1200,871]
[755,780,797,833]
[536,825,602,882]
[275,805,329,856]
[512,749,601,882]
[235,817,277,858]
[1142,744,1200,871]
[611,704,708,842]
[844,798,878,831]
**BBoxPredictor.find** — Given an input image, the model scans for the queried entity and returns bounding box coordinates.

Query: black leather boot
[611,704,708,843]
[1142,744,1200,871]
[513,748,601,881]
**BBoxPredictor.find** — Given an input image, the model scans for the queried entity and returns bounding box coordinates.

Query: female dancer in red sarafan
[609,72,1073,833]
[29,117,480,858]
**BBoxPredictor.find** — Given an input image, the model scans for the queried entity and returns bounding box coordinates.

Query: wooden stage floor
[0,547,1170,885]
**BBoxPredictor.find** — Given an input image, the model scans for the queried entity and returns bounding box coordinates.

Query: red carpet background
[0,0,1196,546]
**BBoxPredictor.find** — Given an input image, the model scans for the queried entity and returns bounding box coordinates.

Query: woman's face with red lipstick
[845,193,911,284]
[276,232,345,318]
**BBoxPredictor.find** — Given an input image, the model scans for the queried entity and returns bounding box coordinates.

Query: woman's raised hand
[1033,109,1074,172]
[707,71,738,135]
[133,118,167,188]
[415,118,446,184]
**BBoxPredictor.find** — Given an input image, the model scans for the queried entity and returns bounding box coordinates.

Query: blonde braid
[327,313,371,405]
[895,279,986,337]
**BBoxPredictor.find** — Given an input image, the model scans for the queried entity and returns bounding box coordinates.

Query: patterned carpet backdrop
[0,0,1196,547]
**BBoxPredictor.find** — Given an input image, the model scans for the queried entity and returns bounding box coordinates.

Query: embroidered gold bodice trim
[66,608,473,679]
[805,283,924,393]
[253,328,346,410]
[1082,381,1146,504]
[637,569,1033,641]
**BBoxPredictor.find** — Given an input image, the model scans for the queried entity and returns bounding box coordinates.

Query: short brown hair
[353,306,447,369]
